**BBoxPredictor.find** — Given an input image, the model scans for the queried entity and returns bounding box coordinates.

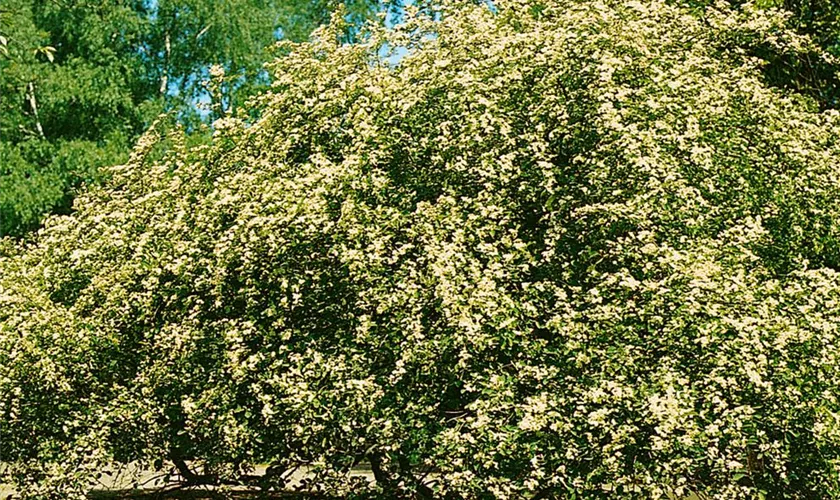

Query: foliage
[768,0,840,107]
[687,0,840,107]
[148,0,377,121]
[0,0,384,238]
[0,0,149,236]
[754,0,839,55]
[3,0,840,499]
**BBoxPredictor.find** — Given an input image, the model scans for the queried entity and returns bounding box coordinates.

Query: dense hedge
[2,0,840,498]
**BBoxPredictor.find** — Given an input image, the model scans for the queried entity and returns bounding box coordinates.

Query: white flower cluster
[2,0,840,498]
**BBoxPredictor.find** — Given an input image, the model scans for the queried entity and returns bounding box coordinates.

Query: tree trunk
[159,31,171,95]
[26,82,45,138]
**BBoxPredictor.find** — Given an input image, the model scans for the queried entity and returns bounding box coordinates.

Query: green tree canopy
[0,0,383,237]
[3,0,840,498]
[1,0,153,236]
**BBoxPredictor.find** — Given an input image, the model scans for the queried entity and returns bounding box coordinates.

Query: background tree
[0,0,386,237]
[150,0,380,120]
[0,0,153,236]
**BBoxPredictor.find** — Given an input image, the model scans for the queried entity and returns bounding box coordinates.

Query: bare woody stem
[26,81,45,139]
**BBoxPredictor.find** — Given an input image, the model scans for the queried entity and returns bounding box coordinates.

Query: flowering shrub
[2,0,840,498]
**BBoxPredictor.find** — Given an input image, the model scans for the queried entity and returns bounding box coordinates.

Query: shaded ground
[1,465,376,499]
[1,466,704,499]
[88,491,319,499]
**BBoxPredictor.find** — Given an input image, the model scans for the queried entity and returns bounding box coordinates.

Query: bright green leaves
[33,44,55,62]
[0,0,387,239]
[0,0,147,238]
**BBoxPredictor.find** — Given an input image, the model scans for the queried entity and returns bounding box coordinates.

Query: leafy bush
[2,0,840,498]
